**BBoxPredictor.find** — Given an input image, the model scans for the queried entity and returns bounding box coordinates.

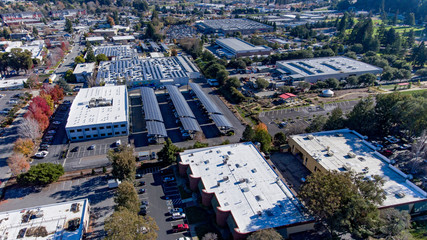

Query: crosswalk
[140,167,160,174]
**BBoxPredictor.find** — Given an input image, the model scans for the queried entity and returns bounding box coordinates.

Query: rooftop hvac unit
[347,152,356,158]
[342,163,352,171]
[239,178,246,183]
[327,150,334,156]
[396,192,406,198]
[223,176,229,181]
[217,181,220,187]
[307,135,314,140]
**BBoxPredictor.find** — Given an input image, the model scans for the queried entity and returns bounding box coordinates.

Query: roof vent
[222,176,229,181]
[235,164,240,168]
[251,168,257,173]
[358,157,366,162]
[327,150,334,156]
[396,192,406,198]
[306,135,314,140]
[347,152,356,158]
[242,187,249,192]
[257,211,262,216]
[255,195,263,201]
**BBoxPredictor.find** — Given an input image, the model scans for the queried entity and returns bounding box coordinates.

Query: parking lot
[0,90,24,118]
[137,167,190,240]
[259,100,359,136]
[0,175,115,239]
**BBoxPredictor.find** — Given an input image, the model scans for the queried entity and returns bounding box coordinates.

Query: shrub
[17,163,64,185]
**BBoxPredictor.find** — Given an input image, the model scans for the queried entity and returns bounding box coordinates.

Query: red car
[172,224,189,233]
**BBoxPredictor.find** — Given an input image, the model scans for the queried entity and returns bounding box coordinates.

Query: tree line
[0,49,34,75]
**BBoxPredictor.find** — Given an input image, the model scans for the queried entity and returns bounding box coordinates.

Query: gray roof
[141,87,163,122]
[180,117,201,132]
[166,85,195,118]
[146,120,167,137]
[189,83,221,114]
[210,114,233,129]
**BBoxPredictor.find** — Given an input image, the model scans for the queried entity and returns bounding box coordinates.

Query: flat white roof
[0,199,89,240]
[180,143,312,234]
[216,38,269,53]
[65,85,128,128]
[73,62,96,75]
[277,56,383,78]
[112,35,135,41]
[86,36,105,41]
[290,129,427,207]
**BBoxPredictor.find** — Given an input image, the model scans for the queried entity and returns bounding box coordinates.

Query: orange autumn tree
[255,123,268,133]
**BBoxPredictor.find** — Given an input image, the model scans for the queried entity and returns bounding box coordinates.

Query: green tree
[204,63,226,79]
[64,69,76,82]
[247,228,283,240]
[74,55,85,64]
[253,127,272,152]
[114,181,140,213]
[273,132,286,146]
[226,77,240,88]
[358,73,376,86]
[379,209,411,238]
[216,70,229,85]
[255,78,269,89]
[346,76,359,86]
[32,26,38,37]
[105,208,158,240]
[58,79,71,92]
[299,171,385,238]
[297,81,311,90]
[157,138,180,164]
[306,115,327,133]
[242,125,255,142]
[107,145,136,181]
[325,78,340,89]
[324,107,345,130]
[96,53,108,64]
[85,47,96,63]
[374,93,407,136]
[406,12,416,26]
[346,97,375,136]
[65,18,73,33]
[17,163,64,185]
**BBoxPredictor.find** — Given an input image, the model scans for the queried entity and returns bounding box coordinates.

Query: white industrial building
[73,62,96,83]
[0,199,90,240]
[96,56,200,87]
[65,85,129,142]
[197,18,274,35]
[277,57,383,83]
[215,38,272,58]
[288,129,427,214]
[178,143,314,239]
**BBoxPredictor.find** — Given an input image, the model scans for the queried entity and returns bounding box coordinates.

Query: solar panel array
[166,85,201,132]
[97,57,192,85]
[141,87,167,137]
[189,83,233,130]
[94,45,136,58]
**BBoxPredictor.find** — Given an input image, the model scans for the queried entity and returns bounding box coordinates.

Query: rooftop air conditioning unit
[327,150,334,156]
[347,152,356,158]
[307,135,314,140]
[396,192,406,198]
[223,176,229,181]
[342,163,352,171]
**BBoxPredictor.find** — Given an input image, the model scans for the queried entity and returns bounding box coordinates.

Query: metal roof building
[216,38,272,58]
[141,87,167,139]
[189,83,233,132]
[197,18,274,35]
[277,57,383,83]
[166,85,201,133]
[96,56,200,87]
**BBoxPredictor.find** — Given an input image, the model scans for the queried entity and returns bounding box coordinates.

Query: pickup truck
[172,224,189,233]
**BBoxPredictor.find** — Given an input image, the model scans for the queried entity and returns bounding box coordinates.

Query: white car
[35,151,48,158]
[169,208,184,215]
[176,237,191,240]
[172,212,186,220]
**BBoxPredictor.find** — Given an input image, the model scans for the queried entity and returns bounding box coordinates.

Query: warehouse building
[178,143,315,239]
[112,35,135,44]
[73,62,96,83]
[197,18,274,35]
[93,45,136,58]
[0,199,90,239]
[216,38,272,58]
[288,129,427,214]
[96,56,200,87]
[65,85,129,142]
[86,36,105,44]
[277,57,383,83]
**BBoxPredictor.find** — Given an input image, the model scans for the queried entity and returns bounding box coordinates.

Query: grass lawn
[410,221,427,240]
[185,206,210,224]
[195,222,223,240]
[399,89,427,96]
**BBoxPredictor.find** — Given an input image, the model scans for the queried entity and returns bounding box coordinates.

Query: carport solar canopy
[146,120,167,137]
[180,117,201,132]
[210,114,233,129]
[166,85,195,118]
[189,83,222,114]
[141,87,163,122]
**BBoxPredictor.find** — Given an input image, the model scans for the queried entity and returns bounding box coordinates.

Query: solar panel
[141,87,163,122]
[166,85,195,118]
[180,117,201,132]
[211,114,233,129]
[189,83,222,114]
[146,120,167,137]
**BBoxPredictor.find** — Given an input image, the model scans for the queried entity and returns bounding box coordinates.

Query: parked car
[138,188,146,194]
[115,139,121,147]
[52,121,61,125]
[47,130,56,134]
[172,212,186,220]
[172,224,189,233]
[8,100,18,104]
[169,208,184,215]
[35,151,48,158]
[135,174,143,179]
[163,177,175,183]
[71,146,79,152]
[138,181,145,186]
[88,145,95,150]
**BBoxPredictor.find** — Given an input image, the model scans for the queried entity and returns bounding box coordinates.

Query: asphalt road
[55,33,83,76]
